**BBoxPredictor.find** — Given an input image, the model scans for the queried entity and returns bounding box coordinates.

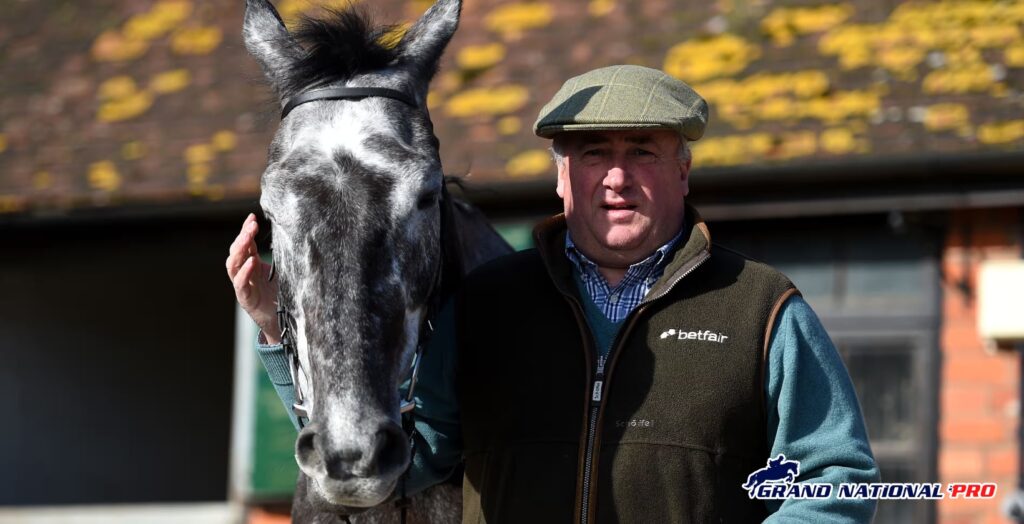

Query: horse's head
[243,0,460,508]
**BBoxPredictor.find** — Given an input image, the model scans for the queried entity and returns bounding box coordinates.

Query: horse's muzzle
[295,418,410,503]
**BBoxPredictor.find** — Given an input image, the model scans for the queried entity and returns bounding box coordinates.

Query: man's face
[555,129,691,268]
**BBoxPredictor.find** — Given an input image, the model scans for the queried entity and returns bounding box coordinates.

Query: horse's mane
[284,6,400,95]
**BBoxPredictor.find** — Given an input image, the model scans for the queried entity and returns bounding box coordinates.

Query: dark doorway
[0,215,243,504]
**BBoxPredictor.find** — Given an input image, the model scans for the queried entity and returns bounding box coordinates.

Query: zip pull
[592,354,607,403]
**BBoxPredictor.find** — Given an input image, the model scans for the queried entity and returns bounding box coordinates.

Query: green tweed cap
[533,65,708,140]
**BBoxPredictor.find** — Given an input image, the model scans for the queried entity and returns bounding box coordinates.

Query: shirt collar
[564,223,686,279]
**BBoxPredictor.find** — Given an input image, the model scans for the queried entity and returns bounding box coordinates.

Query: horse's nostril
[371,421,410,478]
[295,425,325,476]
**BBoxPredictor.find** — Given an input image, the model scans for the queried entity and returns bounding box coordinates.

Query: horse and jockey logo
[744,454,801,494]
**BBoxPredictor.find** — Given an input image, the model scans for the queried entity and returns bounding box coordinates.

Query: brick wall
[940,208,1022,524]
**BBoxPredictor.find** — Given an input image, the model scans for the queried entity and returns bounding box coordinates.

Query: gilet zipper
[577,251,711,524]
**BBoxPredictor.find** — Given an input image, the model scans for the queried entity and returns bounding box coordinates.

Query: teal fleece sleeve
[252,301,463,496]
[254,336,302,431]
[404,301,463,494]
[763,296,880,522]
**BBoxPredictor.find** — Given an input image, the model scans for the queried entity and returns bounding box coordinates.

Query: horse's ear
[243,0,304,95]
[396,0,462,82]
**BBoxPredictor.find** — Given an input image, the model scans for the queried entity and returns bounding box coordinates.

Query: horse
[242,0,512,521]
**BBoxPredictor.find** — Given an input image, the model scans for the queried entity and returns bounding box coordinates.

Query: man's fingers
[233,256,257,303]
[228,215,255,255]
[250,252,263,282]
[226,216,260,277]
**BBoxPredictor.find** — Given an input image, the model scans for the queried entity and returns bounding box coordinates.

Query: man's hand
[227,213,281,344]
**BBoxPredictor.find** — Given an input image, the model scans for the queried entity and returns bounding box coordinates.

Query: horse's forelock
[283,6,401,96]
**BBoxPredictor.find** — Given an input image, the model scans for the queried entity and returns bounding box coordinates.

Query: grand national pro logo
[744,455,832,500]
[744,455,995,501]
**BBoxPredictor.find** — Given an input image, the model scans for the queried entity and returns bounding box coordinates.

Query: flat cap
[534,65,708,141]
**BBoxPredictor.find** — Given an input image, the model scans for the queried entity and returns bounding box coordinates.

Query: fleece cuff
[255,332,293,386]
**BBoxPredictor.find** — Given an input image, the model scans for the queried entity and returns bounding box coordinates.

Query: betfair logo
[659,328,729,344]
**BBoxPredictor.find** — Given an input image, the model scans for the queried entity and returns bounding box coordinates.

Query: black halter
[281,87,417,119]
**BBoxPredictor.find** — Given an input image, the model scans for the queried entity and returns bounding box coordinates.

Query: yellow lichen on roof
[696,71,830,107]
[212,131,238,152]
[444,85,529,117]
[98,91,155,123]
[977,120,1024,144]
[188,163,213,196]
[803,91,881,124]
[588,0,615,18]
[457,43,506,70]
[0,195,25,214]
[187,161,212,195]
[149,69,192,94]
[98,69,196,123]
[820,127,867,155]
[691,133,774,167]
[819,0,1024,77]
[506,149,552,178]
[922,63,999,94]
[774,131,817,160]
[761,4,853,47]
[693,127,868,166]
[427,91,442,109]
[124,1,193,41]
[188,163,212,183]
[485,3,554,39]
[122,141,146,161]
[923,103,970,132]
[1005,43,1024,67]
[88,161,122,192]
[889,0,1024,27]
[33,171,52,190]
[181,130,237,196]
[99,76,139,101]
[690,71,879,127]
[664,34,761,83]
[185,144,215,165]
[92,0,192,62]
[877,46,925,80]
[171,26,223,55]
[497,116,521,135]
[91,31,149,62]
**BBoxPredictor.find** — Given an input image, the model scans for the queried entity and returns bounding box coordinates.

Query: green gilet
[456,205,797,524]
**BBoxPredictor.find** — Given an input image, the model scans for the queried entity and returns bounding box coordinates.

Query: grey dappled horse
[243,0,512,521]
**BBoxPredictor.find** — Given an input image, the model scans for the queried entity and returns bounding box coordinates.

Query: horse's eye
[416,191,439,210]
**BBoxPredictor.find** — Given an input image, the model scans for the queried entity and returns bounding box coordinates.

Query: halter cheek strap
[281,87,418,119]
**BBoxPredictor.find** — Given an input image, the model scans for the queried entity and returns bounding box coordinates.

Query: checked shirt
[564,225,685,323]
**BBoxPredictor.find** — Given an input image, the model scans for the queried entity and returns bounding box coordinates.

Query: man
[229,65,878,522]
